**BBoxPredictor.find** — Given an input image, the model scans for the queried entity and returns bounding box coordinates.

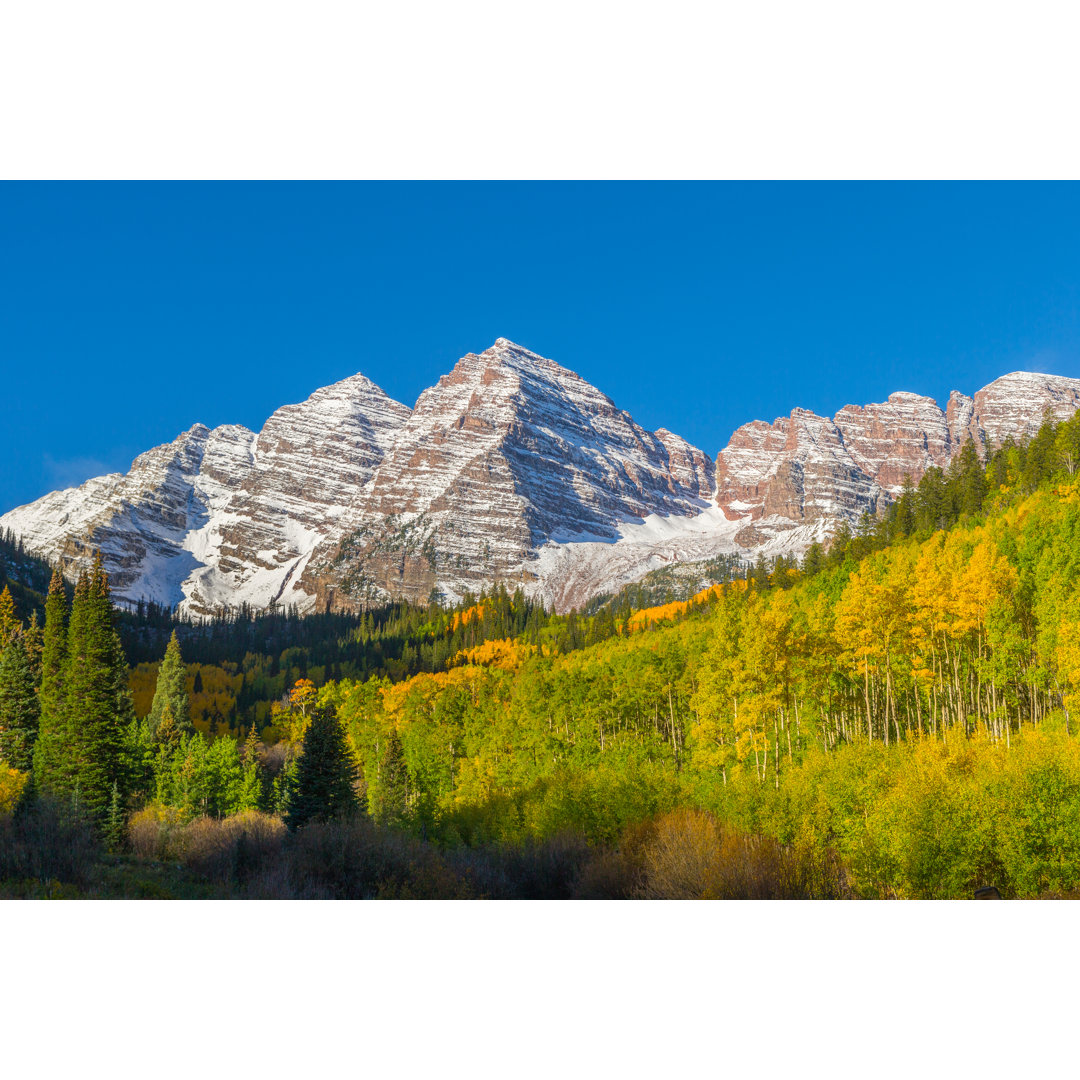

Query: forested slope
[6,411,1080,898]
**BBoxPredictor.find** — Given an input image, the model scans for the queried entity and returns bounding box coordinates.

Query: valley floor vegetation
[5,411,1080,898]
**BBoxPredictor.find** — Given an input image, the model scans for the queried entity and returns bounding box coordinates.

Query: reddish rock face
[301,339,715,609]
[714,373,1080,528]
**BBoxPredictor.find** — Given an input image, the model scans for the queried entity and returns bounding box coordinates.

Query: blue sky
[2,182,1079,514]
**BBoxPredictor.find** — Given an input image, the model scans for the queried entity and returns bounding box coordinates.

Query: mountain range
[4,338,1080,615]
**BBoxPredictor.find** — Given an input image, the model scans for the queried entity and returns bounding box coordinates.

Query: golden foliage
[0,765,27,817]
[453,638,537,669]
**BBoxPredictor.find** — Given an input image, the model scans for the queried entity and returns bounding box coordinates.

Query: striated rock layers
[1,374,410,615]
[301,339,716,609]
[712,372,1080,531]
[2,341,1079,615]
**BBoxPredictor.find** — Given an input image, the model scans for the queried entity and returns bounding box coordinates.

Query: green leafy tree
[287,704,359,830]
[0,637,39,771]
[147,631,192,740]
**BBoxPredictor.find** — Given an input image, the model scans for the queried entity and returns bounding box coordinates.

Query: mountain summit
[3,343,1079,614]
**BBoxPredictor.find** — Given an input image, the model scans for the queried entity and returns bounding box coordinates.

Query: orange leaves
[450,603,487,631]
[624,583,727,631]
[289,678,318,715]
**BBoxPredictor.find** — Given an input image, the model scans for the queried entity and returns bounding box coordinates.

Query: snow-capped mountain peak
[3,345,1080,616]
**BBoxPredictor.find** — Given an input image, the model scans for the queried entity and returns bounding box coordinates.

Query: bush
[451,832,596,899]
[246,815,473,899]
[631,809,850,899]
[0,797,100,889]
[128,803,186,861]
[178,812,285,883]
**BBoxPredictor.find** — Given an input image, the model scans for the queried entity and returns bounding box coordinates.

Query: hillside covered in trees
[4,410,1080,898]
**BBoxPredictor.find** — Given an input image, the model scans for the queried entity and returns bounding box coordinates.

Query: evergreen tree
[238,723,263,810]
[0,638,39,771]
[34,569,72,797]
[374,725,409,825]
[61,558,127,826]
[0,585,17,648]
[22,611,43,685]
[287,704,359,830]
[147,631,192,740]
[104,780,125,853]
[955,438,987,516]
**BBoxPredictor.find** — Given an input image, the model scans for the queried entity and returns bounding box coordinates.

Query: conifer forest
[6,413,1080,899]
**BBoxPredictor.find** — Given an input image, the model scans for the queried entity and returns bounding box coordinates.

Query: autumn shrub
[631,808,850,899]
[128,802,186,860]
[570,847,641,899]
[177,811,286,884]
[0,797,100,889]
[0,765,28,817]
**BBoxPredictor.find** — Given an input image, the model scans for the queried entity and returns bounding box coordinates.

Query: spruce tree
[374,725,409,825]
[238,722,263,810]
[104,780,125,853]
[0,638,39,771]
[147,631,192,740]
[34,570,77,799]
[61,558,126,826]
[22,611,43,685]
[286,704,359,830]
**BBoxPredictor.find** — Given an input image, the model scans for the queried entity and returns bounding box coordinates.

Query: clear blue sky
[2,182,1079,514]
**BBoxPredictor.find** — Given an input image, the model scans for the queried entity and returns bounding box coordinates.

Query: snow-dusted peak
[6,347,1080,618]
[973,371,1080,449]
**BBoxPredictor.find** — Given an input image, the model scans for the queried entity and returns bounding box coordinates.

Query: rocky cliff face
[1,374,409,615]
[303,339,715,608]
[711,372,1080,532]
[2,342,1079,615]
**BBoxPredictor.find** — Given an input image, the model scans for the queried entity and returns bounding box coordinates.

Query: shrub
[178,811,285,883]
[128,803,186,861]
[0,797,100,889]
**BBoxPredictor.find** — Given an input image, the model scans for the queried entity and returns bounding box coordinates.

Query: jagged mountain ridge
[302,339,715,610]
[3,340,1079,615]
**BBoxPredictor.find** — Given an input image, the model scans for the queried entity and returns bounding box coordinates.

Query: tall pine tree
[287,704,359,830]
[33,569,69,796]
[0,637,39,771]
[61,557,130,826]
[374,725,409,826]
[147,631,192,740]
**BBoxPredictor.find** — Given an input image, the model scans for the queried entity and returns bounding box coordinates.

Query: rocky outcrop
[712,372,1080,529]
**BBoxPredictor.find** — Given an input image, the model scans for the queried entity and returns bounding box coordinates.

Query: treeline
[0,561,270,841]
[120,584,642,732]
[0,528,58,624]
